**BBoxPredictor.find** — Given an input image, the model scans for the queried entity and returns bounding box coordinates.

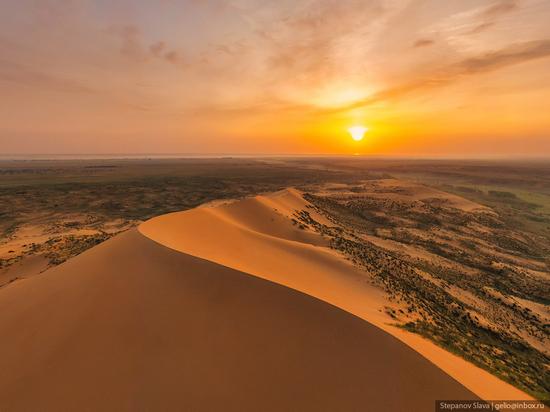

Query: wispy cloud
[413,38,435,48]
[108,24,185,66]
[336,39,550,111]
[247,0,384,84]
[458,38,550,73]
[149,41,184,64]
[466,0,519,35]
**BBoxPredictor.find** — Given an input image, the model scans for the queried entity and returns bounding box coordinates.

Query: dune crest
[141,189,392,326]
[140,188,532,401]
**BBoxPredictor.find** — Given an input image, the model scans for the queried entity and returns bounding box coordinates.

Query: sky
[1,0,550,156]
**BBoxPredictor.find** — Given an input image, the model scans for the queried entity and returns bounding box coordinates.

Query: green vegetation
[42,233,113,266]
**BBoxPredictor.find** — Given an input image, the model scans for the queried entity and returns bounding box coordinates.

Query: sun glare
[348,125,368,141]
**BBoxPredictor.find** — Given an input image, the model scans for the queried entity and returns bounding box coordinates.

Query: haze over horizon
[1,0,550,156]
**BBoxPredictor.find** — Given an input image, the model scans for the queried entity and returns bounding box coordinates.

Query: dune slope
[0,228,476,411]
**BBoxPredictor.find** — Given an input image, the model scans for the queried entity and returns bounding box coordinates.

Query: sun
[348,125,368,141]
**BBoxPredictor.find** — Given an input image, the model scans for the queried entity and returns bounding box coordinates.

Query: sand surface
[0,229,477,411]
[140,188,533,401]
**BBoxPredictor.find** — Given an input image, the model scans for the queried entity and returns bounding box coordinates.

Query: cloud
[163,50,181,64]
[108,25,184,65]
[413,38,435,48]
[184,3,542,118]
[465,21,496,35]
[466,0,519,35]
[336,39,550,111]
[149,41,184,64]
[458,39,550,73]
[248,0,384,83]
[108,25,144,60]
[481,0,518,19]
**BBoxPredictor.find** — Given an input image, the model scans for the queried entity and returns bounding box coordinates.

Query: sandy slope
[0,229,476,411]
[140,188,532,401]
[0,254,48,287]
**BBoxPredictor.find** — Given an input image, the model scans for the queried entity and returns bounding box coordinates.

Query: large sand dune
[0,188,531,410]
[0,229,477,411]
[140,188,532,401]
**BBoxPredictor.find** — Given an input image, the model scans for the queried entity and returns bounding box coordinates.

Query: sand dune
[0,188,533,410]
[0,229,477,411]
[140,188,532,401]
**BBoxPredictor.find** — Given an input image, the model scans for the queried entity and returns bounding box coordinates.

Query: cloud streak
[465,0,519,35]
[335,39,550,112]
[413,38,435,48]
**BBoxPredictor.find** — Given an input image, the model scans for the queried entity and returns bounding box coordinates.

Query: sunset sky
[1,0,550,156]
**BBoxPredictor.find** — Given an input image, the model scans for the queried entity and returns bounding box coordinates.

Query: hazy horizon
[2,153,550,163]
[1,0,550,156]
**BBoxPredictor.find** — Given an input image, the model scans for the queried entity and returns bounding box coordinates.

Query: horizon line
[1,152,550,161]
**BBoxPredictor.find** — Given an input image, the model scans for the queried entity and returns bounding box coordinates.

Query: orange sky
[1,0,550,156]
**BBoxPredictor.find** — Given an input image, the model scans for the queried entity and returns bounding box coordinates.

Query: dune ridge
[140,188,533,401]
